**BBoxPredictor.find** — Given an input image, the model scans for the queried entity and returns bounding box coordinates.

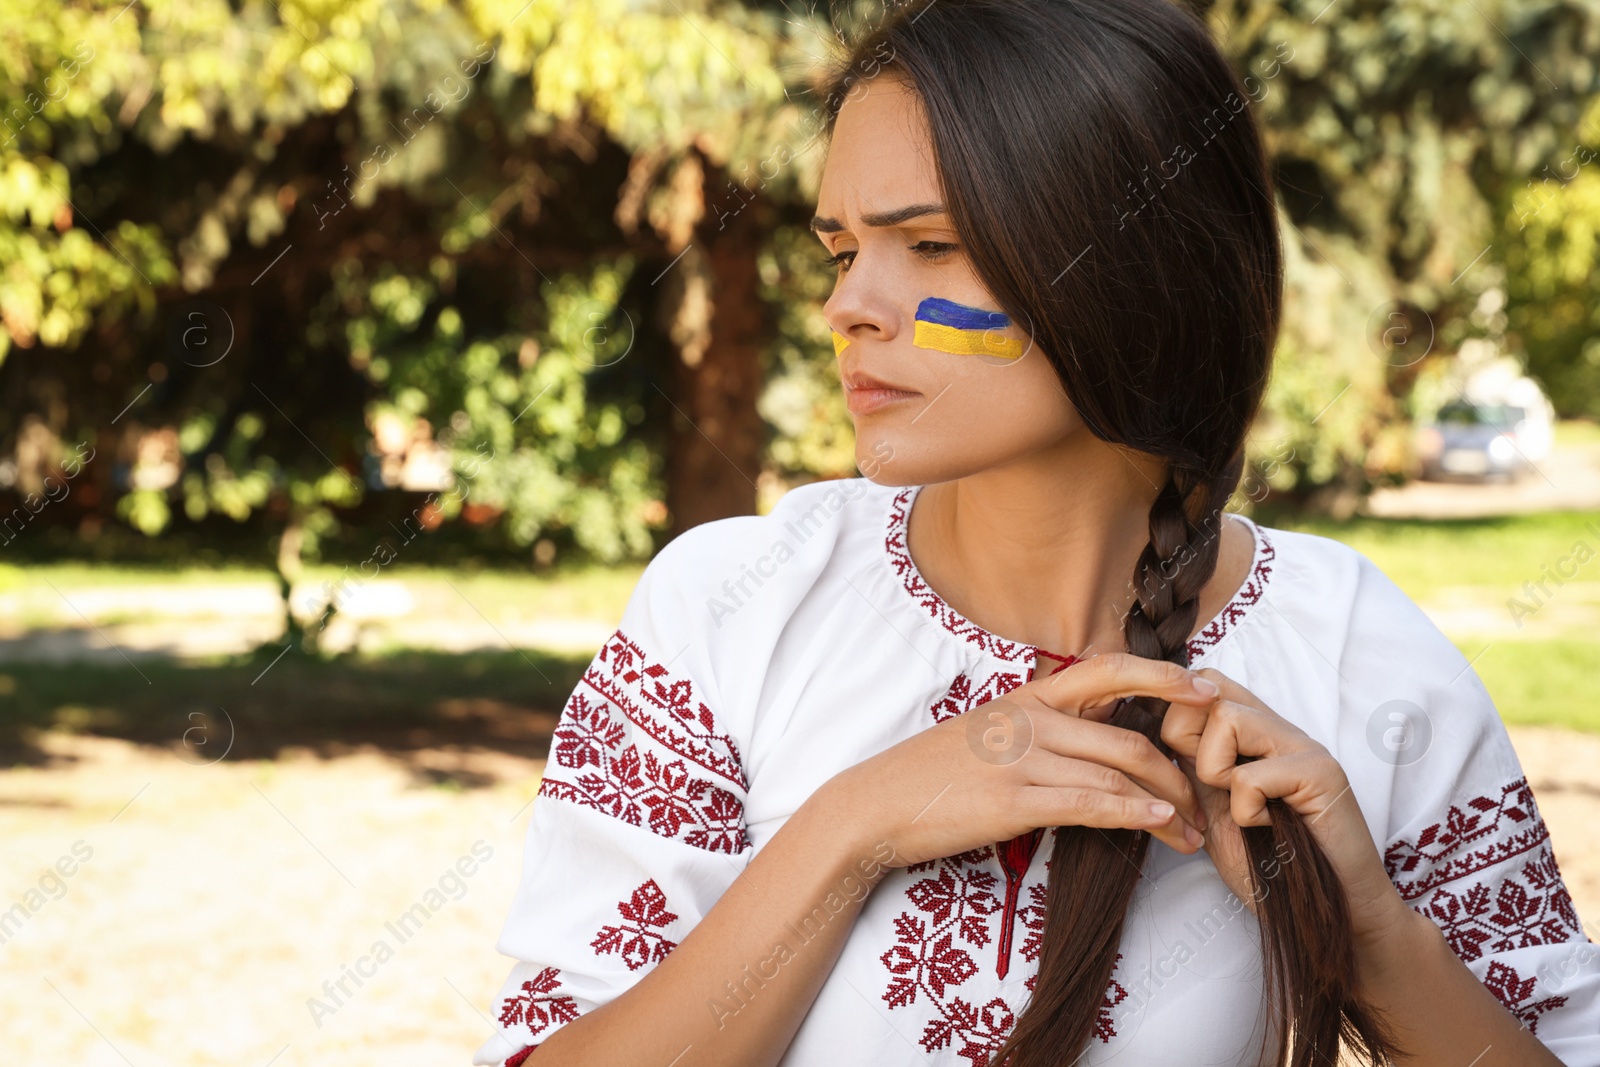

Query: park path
[1361,436,1600,518]
[0,725,1595,1066]
[0,576,617,662]
[6,436,1600,663]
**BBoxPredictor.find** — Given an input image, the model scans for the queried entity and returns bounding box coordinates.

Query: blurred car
[1416,401,1536,482]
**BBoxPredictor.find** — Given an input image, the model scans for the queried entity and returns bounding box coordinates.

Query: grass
[382,562,643,619]
[1,558,645,628]
[1260,510,1600,733]
[0,647,590,770]
[1458,637,1600,733]
[5,506,1600,747]
[1262,508,1600,599]
[0,561,269,589]
[1554,417,1600,447]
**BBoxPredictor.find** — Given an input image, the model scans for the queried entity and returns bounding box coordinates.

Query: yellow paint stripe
[913,320,1024,359]
[832,330,850,357]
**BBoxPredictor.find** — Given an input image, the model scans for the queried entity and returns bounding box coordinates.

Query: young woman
[474,2,1600,1064]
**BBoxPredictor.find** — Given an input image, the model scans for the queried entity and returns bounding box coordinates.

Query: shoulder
[1246,520,1466,682]
[1246,520,1521,831]
[630,476,900,619]
[613,476,901,724]
[1239,519,1508,760]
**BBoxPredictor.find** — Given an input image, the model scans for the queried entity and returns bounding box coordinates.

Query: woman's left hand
[1159,668,1414,952]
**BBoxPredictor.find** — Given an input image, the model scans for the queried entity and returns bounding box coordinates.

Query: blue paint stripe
[915,297,1010,331]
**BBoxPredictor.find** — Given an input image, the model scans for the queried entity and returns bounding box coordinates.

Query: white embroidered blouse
[473,477,1600,1067]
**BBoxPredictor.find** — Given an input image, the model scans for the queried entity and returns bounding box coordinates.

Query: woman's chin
[850,449,960,488]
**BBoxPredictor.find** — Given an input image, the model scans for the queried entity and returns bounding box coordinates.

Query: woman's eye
[822,242,955,272]
[910,241,958,260]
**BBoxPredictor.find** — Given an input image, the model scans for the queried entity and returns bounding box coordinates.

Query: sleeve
[472,542,755,1066]
[1376,647,1600,1063]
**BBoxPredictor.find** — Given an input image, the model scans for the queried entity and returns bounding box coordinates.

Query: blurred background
[3,0,1600,1063]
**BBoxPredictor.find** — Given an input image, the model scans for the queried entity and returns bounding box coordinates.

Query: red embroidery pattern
[1018,880,1050,991]
[931,666,1031,724]
[886,485,1275,665]
[884,488,1032,662]
[592,879,681,970]
[1482,960,1569,1034]
[498,878,685,1064]
[927,652,1064,988]
[1014,863,1124,1042]
[881,846,1013,1065]
[878,846,1126,1062]
[540,690,750,854]
[1094,952,1130,1041]
[1384,775,1584,1031]
[1186,524,1274,660]
[1386,777,1559,899]
[498,965,579,1046]
[582,628,747,791]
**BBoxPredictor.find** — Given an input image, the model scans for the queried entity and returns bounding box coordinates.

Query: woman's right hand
[828,652,1219,869]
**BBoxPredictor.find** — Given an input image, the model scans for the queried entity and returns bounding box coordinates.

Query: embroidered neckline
[882,483,1275,665]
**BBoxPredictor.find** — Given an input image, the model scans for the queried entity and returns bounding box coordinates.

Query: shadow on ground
[0,645,586,785]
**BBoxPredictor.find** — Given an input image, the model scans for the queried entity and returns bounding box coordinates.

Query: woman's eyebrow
[808,202,949,232]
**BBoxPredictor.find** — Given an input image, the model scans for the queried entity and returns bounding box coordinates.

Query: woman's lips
[846,385,921,415]
[844,369,921,415]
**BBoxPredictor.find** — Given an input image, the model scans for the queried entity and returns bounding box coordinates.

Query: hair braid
[990,455,1242,1065]
[996,447,1406,1066]
[825,0,1411,1062]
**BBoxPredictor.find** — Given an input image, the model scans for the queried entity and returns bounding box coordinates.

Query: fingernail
[1191,676,1219,697]
[1184,824,1204,847]
[1148,801,1174,819]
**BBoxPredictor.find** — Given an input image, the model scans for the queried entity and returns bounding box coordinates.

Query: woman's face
[814,71,1082,485]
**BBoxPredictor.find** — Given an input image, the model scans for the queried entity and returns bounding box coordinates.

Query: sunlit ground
[1,733,539,1066]
[5,506,1600,1064]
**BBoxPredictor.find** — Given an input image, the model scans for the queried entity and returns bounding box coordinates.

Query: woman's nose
[824,267,901,350]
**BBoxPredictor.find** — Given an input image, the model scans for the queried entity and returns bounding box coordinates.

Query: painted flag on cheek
[912,297,1025,359]
[832,330,850,357]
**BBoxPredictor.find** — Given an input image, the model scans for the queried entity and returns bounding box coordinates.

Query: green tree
[4,0,1599,610]
[1201,0,1599,514]
[1503,98,1600,418]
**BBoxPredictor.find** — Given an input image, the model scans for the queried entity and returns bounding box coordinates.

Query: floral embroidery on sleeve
[497,878,685,1063]
[536,627,751,854]
[1383,774,1586,1031]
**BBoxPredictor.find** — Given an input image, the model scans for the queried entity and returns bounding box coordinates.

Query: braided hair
[822,2,1405,1064]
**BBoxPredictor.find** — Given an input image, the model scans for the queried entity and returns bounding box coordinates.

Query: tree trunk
[660,157,770,536]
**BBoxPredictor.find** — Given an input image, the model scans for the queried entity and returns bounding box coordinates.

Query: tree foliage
[1,0,1597,583]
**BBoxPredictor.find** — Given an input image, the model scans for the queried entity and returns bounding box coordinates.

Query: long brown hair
[821,2,1405,1064]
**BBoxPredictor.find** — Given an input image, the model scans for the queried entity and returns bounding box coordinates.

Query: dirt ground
[1,732,542,1066]
[3,724,1598,1066]
[1361,438,1600,518]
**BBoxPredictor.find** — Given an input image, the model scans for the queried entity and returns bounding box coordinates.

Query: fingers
[1161,693,1305,776]
[1016,783,1205,854]
[1030,729,1203,844]
[1033,651,1220,720]
[1223,753,1349,829]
